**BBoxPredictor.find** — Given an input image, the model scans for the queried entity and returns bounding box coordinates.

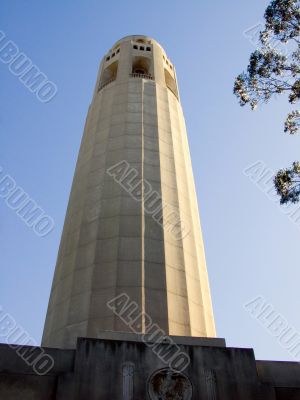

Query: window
[99,61,118,90]
[116,49,120,54]
[133,45,138,50]
[170,65,173,70]
[106,56,110,61]
[146,47,151,51]
[112,52,115,58]
[140,46,145,51]
[164,68,178,98]
[132,56,151,76]
[166,60,169,65]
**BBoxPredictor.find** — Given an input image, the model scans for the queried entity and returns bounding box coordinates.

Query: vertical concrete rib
[141,79,145,332]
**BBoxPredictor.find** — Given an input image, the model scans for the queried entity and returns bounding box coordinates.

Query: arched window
[132,57,151,76]
[164,69,178,98]
[98,61,118,91]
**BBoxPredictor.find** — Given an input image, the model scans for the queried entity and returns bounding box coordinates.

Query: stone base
[0,333,300,399]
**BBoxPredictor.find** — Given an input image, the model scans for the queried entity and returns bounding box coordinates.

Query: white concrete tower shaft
[42,35,216,349]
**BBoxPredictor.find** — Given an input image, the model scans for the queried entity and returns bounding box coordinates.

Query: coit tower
[42,35,216,349]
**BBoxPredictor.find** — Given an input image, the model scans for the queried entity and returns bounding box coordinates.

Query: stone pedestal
[1,333,300,399]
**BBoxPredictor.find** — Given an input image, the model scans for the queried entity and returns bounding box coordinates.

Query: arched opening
[164,69,178,98]
[98,61,118,91]
[132,57,151,77]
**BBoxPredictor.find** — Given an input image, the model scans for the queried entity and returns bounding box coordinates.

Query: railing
[98,78,116,92]
[129,73,154,80]
[97,73,154,93]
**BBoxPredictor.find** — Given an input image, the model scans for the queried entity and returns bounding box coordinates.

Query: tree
[274,161,300,203]
[234,0,300,203]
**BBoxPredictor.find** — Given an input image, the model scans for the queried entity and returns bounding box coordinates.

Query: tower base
[0,332,300,399]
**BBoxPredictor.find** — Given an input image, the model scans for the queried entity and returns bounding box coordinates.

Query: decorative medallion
[148,368,192,400]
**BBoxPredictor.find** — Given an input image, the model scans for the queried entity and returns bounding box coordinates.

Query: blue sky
[1,0,300,361]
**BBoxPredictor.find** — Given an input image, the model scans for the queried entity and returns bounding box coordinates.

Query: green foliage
[263,0,300,43]
[275,161,300,203]
[234,0,300,204]
[234,0,300,132]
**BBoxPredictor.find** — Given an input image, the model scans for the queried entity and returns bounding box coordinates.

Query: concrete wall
[0,343,74,400]
[1,335,300,399]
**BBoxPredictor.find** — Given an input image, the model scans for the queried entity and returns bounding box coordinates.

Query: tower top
[97,34,178,98]
[111,35,164,50]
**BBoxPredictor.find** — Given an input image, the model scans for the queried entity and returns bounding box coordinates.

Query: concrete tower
[42,35,216,349]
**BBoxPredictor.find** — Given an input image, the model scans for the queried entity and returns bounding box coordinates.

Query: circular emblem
[148,368,192,400]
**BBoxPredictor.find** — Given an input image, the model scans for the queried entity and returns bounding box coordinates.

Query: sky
[1,0,300,362]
